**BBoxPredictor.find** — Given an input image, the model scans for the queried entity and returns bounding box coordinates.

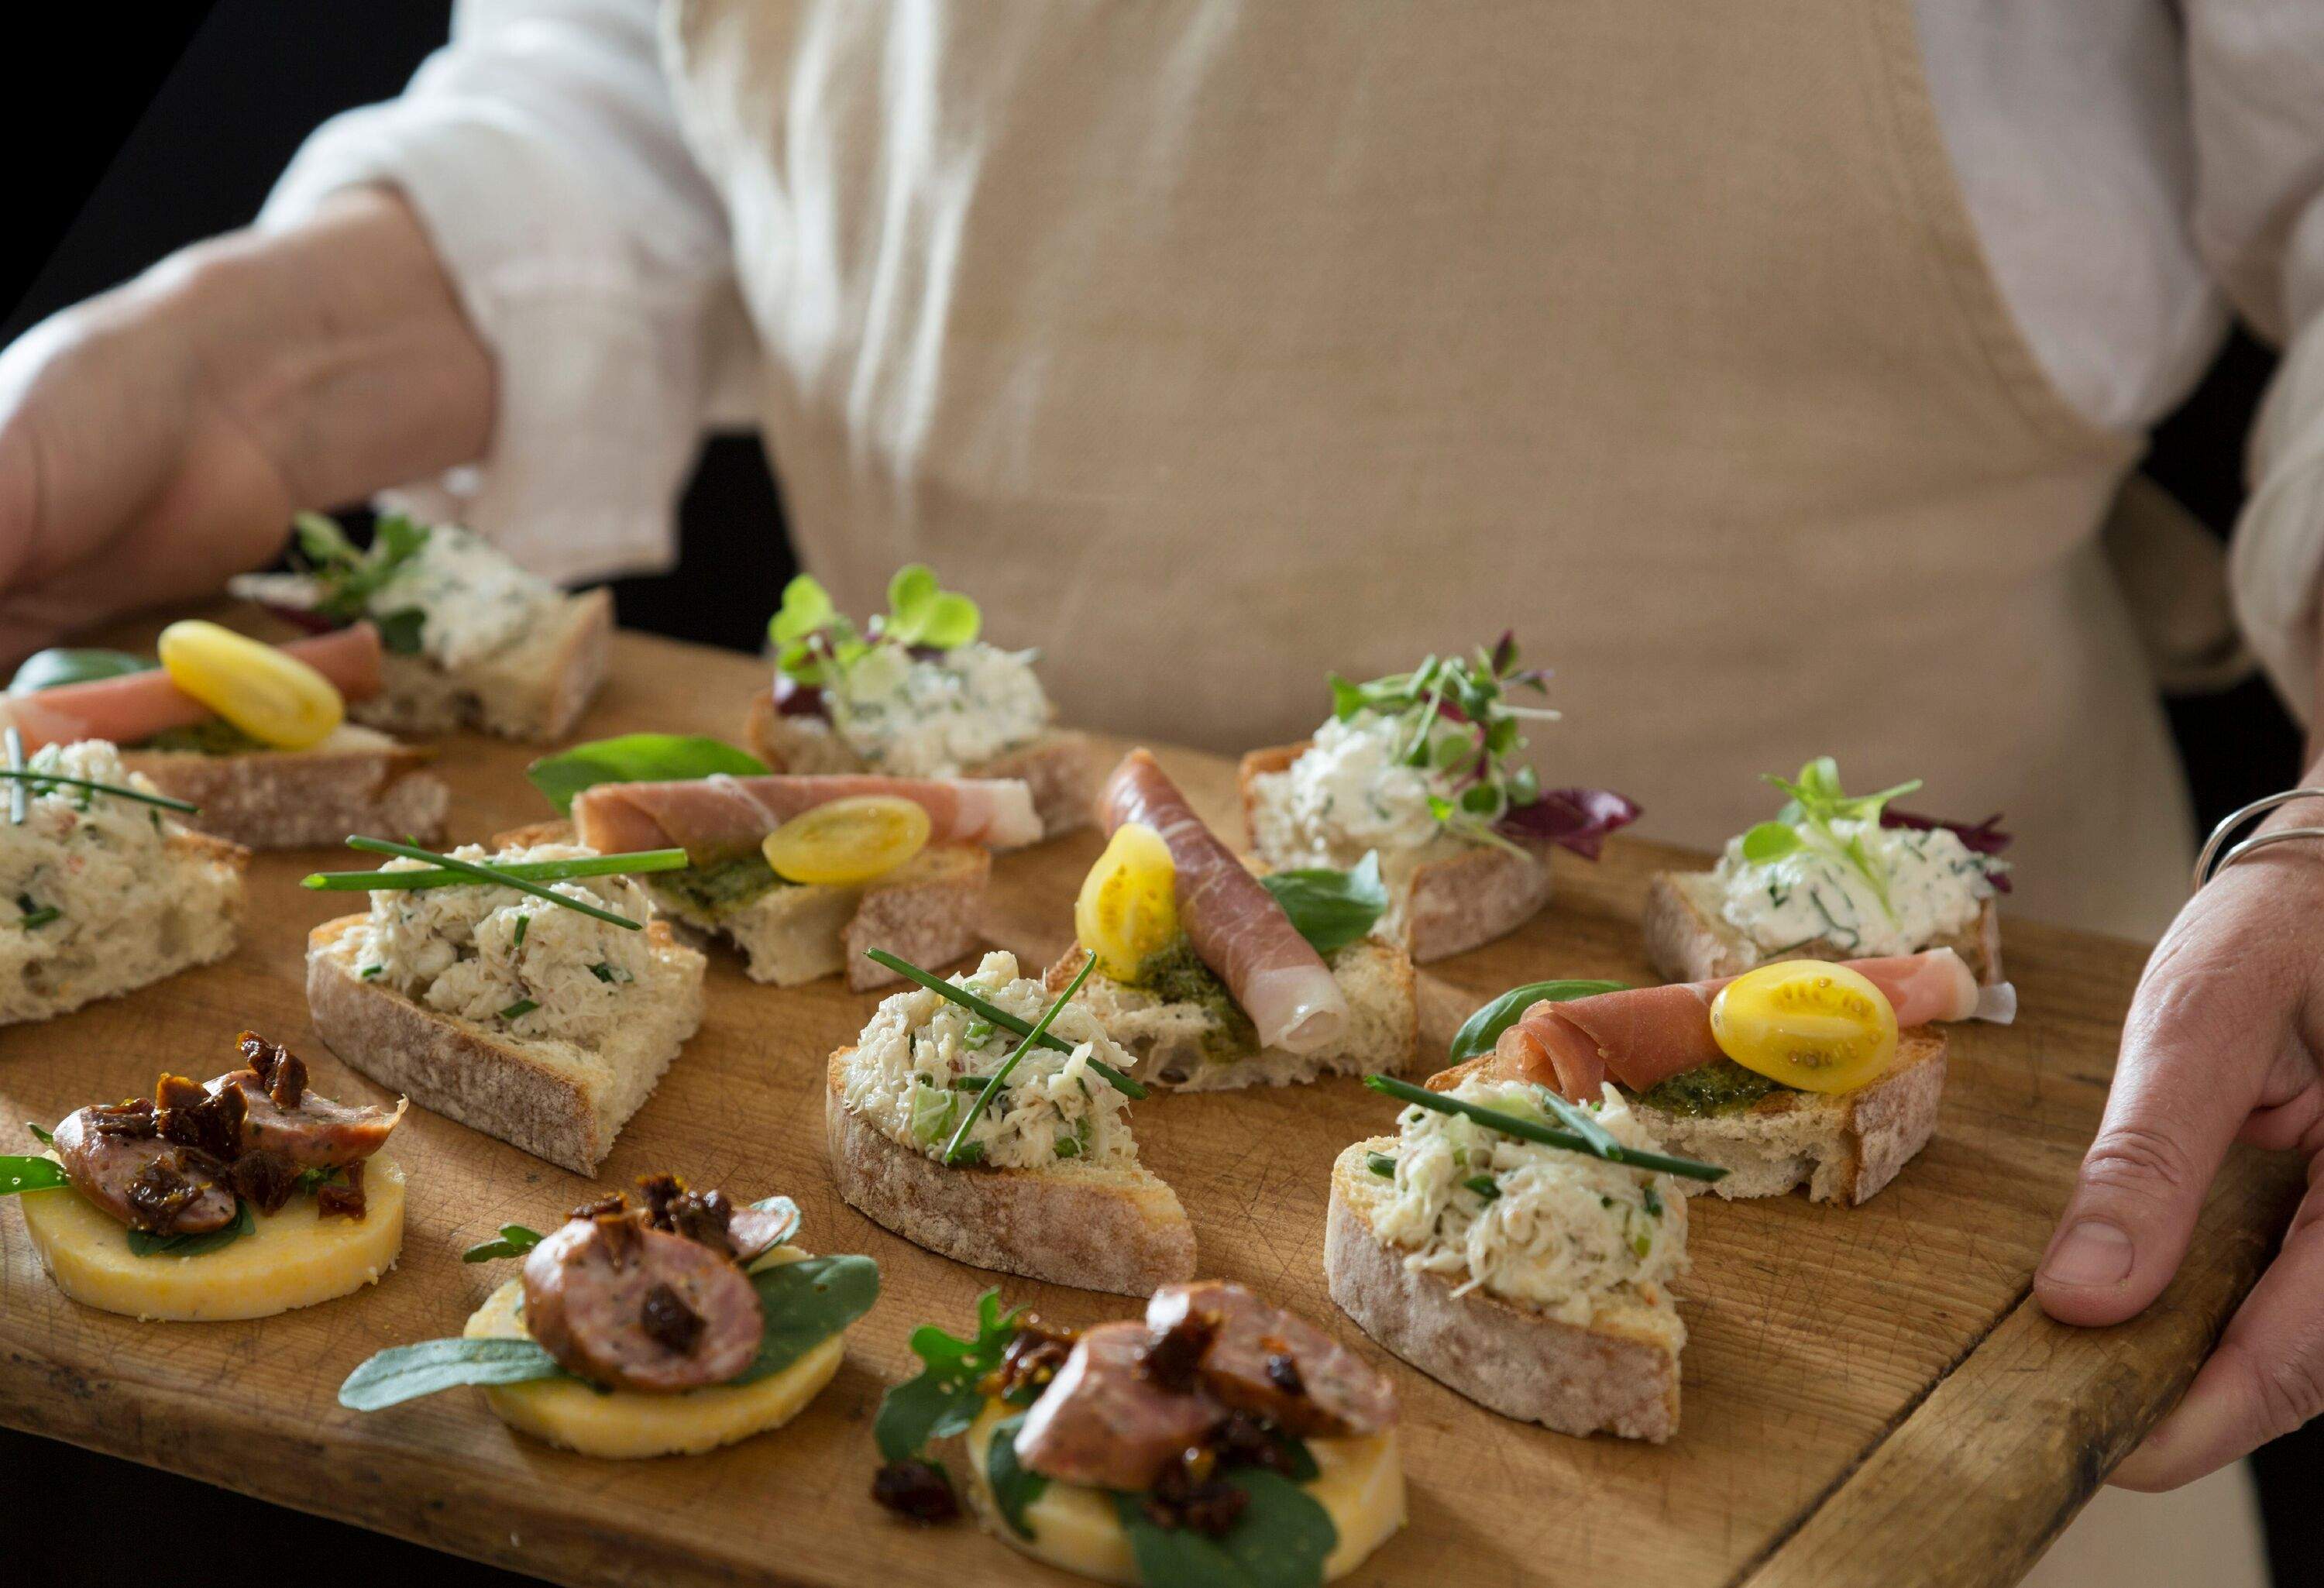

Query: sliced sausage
[51,1104,236,1235]
[1011,1321,1222,1490]
[521,1215,765,1393]
[205,1071,404,1169]
[1146,1281,1398,1438]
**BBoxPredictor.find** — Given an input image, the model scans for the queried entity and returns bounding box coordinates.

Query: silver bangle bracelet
[2192,789,2324,892]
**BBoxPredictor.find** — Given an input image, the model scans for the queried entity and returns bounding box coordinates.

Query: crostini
[827,947,1194,1295]
[3,1033,406,1320]
[872,1281,1404,1586]
[230,512,610,743]
[303,837,706,1174]
[0,738,245,1026]
[1329,1072,1716,1441]
[339,1174,878,1459]
[1241,635,1638,963]
[1047,749,1417,1091]
[744,565,1095,837]
[2,621,448,849]
[1435,950,2013,1205]
[519,733,1040,991]
[1643,757,2009,985]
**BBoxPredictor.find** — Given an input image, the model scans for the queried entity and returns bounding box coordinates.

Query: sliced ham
[0,624,384,752]
[1101,749,1348,1055]
[572,773,1040,864]
[1453,948,1994,1101]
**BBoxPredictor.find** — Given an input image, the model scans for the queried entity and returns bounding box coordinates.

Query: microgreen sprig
[1737,758,1925,919]
[768,565,982,692]
[1365,1074,1725,1182]
[864,948,1147,1098]
[940,954,1096,1166]
[335,837,646,930]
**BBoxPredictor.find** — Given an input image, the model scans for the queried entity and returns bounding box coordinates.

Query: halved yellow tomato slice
[761,795,931,885]
[156,619,344,750]
[1707,961,1898,1094]
[1075,822,1178,982]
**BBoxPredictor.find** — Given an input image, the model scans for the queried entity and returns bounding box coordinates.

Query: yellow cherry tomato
[156,619,344,750]
[1707,961,1899,1094]
[761,795,931,885]
[1075,823,1178,982]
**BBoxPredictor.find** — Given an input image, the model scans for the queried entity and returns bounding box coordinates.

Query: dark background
[1,5,2315,1584]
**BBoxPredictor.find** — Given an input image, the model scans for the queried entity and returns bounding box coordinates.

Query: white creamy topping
[827,641,1051,776]
[1370,1078,1685,1325]
[352,842,653,1047]
[231,524,559,671]
[1247,710,1452,871]
[841,950,1136,1171]
[1712,816,1998,958]
[0,741,187,982]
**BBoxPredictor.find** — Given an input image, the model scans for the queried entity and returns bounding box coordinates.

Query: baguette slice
[0,830,246,1027]
[824,1048,1195,1296]
[1637,1027,1948,1205]
[1239,744,1552,964]
[1326,1141,1683,1441]
[355,586,613,744]
[306,913,705,1174]
[1043,940,1418,1091]
[497,819,988,992]
[122,724,449,850]
[745,695,1097,838]
[1642,869,2004,986]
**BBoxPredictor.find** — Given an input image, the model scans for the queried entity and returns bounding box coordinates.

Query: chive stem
[302,848,687,892]
[1364,1074,1727,1182]
[942,954,1095,1165]
[339,837,645,930]
[865,947,1147,1099]
[5,728,22,826]
[0,766,196,815]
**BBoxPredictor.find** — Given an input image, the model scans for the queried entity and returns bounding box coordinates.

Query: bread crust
[1238,742,1552,964]
[122,737,449,850]
[824,1049,1195,1296]
[744,695,1096,837]
[356,587,613,744]
[1642,869,2004,986]
[1325,1143,1681,1440]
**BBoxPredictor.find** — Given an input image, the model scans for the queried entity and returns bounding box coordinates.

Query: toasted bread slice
[305,913,705,1174]
[1043,940,1418,1091]
[1326,1140,1683,1440]
[744,696,1096,838]
[1642,869,2003,986]
[355,586,612,744]
[1635,1027,1948,1205]
[0,830,245,1027]
[1239,744,1552,964]
[122,724,449,850]
[824,1048,1195,1295]
[497,819,988,992]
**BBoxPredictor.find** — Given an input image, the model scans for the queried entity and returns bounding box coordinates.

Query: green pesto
[1127,935,1257,1064]
[650,852,792,919]
[1627,1057,1788,1119]
[136,719,271,755]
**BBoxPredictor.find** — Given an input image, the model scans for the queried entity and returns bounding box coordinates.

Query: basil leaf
[338,1336,566,1411]
[8,649,156,695]
[126,1199,255,1257]
[373,607,428,655]
[985,1412,1048,1538]
[1446,978,1628,1066]
[461,1223,545,1263]
[0,1155,67,1194]
[875,1289,1027,1462]
[731,1253,881,1387]
[525,734,770,814]
[1259,851,1387,957]
[1112,1468,1339,1588]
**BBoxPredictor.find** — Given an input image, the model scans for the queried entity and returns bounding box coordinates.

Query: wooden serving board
[0,627,2302,1588]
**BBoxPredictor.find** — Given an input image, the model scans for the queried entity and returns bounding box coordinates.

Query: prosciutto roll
[572,773,1041,864]
[0,624,385,752]
[1448,949,1997,1101]
[1100,749,1347,1054]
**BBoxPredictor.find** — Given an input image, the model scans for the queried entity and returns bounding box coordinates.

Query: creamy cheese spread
[352,842,654,1046]
[826,642,1051,776]
[1247,710,1452,872]
[1711,816,1997,958]
[0,742,187,986]
[232,523,559,672]
[842,950,1136,1170]
[1370,1078,1685,1325]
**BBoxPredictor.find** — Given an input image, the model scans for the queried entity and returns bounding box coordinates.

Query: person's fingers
[2111,1162,2324,1490]
[2037,878,2301,1328]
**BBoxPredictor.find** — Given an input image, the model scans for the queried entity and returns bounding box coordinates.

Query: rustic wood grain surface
[0,625,2302,1588]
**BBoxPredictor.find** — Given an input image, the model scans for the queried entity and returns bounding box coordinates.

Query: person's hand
[0,188,493,666]
[2035,771,2324,1490]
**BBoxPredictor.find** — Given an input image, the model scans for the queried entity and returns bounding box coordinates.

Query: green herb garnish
[874,1289,1033,1469]
[1446,979,1627,1066]
[324,837,651,930]
[985,1413,1050,1539]
[6,727,24,826]
[462,1223,546,1263]
[337,1336,566,1410]
[16,895,58,930]
[0,768,197,816]
[25,1122,53,1146]
[8,648,156,694]
[524,733,769,816]
[864,948,1147,1099]
[942,955,1095,1165]
[1366,1074,1725,1182]
[1112,1469,1338,1588]
[1366,1151,1397,1178]
[1737,758,1924,918]
[768,565,982,693]
[303,847,686,896]
[0,1155,68,1194]
[1257,851,1387,956]
[291,511,434,643]
[1464,1174,1502,1201]
[126,1199,256,1257]
[498,999,540,1022]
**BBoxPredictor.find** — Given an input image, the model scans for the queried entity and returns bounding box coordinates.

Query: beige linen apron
[661,0,2192,939]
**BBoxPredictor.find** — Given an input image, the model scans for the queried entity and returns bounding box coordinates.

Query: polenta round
[962,1399,1406,1586]
[20,1156,405,1322]
[462,1246,846,1459]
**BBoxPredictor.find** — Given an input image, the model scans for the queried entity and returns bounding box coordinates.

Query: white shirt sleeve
[259,0,750,586]
[2204,2,2324,724]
